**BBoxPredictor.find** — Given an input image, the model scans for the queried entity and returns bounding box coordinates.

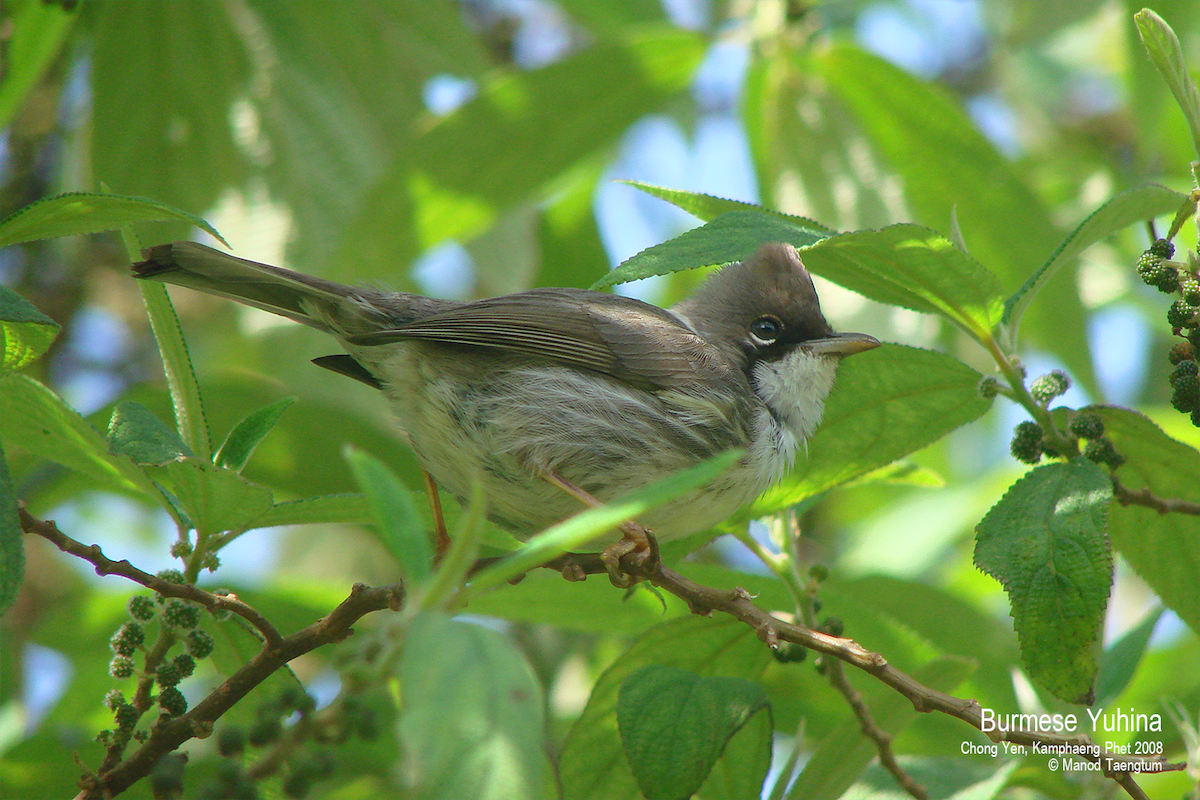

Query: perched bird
[133,241,878,561]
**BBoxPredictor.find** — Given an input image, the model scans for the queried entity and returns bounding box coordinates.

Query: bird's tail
[133,242,362,334]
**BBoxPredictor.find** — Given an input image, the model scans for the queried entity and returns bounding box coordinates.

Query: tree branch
[19,504,285,649]
[1112,477,1200,515]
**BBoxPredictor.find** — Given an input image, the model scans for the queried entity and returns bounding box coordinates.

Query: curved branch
[1112,478,1200,515]
[19,504,285,649]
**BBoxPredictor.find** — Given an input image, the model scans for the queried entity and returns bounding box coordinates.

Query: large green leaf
[339,28,706,279]
[974,460,1113,704]
[397,613,555,800]
[0,287,60,375]
[559,615,773,800]
[250,494,372,528]
[214,397,296,472]
[1002,184,1187,345]
[799,224,1005,342]
[148,459,274,537]
[1135,9,1200,157]
[0,374,155,496]
[620,181,834,230]
[1095,406,1200,636]
[0,192,226,249]
[617,665,771,800]
[593,209,829,288]
[344,446,431,584]
[789,657,976,799]
[751,345,991,515]
[107,401,192,465]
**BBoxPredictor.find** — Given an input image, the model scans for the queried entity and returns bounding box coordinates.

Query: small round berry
[202,552,221,572]
[155,569,186,585]
[150,753,186,796]
[809,564,829,582]
[977,376,1000,399]
[104,689,126,711]
[162,600,202,629]
[128,595,157,621]
[1180,274,1200,306]
[771,641,808,663]
[155,661,182,688]
[1010,421,1043,464]
[1136,251,1161,281]
[109,655,137,680]
[1083,438,1125,469]
[114,702,139,729]
[1170,360,1199,387]
[133,729,149,742]
[96,729,113,746]
[1171,377,1199,413]
[1168,300,1198,329]
[186,629,216,660]
[173,654,196,679]
[820,616,845,637]
[1069,413,1105,440]
[1169,341,1196,365]
[1149,239,1175,259]
[1191,408,1200,427]
[217,726,245,757]
[169,540,193,559]
[1030,371,1070,403]
[248,716,282,747]
[110,621,145,656]
[158,686,188,717]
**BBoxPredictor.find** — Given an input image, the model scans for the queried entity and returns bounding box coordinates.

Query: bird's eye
[749,315,783,345]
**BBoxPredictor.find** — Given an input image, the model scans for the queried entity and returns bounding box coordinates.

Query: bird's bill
[801,332,881,356]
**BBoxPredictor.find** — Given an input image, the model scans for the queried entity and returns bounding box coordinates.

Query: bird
[133,241,878,574]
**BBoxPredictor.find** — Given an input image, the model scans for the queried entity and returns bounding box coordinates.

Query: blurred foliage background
[2,0,1199,798]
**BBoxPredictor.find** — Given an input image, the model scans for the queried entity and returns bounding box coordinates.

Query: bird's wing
[344,288,737,391]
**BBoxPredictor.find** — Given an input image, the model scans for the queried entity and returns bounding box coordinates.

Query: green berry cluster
[1135,238,1200,427]
[1009,412,1124,468]
[1010,420,1044,464]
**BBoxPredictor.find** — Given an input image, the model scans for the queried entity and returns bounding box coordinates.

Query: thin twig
[19,504,286,649]
[824,658,927,799]
[1112,478,1200,515]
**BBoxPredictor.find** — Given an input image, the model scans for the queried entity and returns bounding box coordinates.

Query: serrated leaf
[617,665,771,800]
[215,397,296,472]
[0,287,60,375]
[620,181,834,231]
[1094,607,1164,706]
[148,458,273,536]
[799,224,1004,342]
[1090,406,1200,635]
[974,460,1113,703]
[751,345,990,515]
[0,373,155,495]
[560,615,773,800]
[252,494,373,528]
[397,612,554,800]
[0,438,25,615]
[592,209,828,289]
[1002,184,1186,344]
[790,657,976,800]
[107,401,192,465]
[0,192,226,249]
[344,447,431,584]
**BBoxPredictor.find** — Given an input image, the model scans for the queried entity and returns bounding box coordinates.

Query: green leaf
[560,615,773,800]
[593,209,830,289]
[127,237,213,463]
[974,460,1113,704]
[842,758,1018,800]
[148,458,273,537]
[620,181,834,231]
[252,494,373,528]
[464,449,743,596]
[343,447,432,584]
[0,192,226,249]
[340,28,706,279]
[0,0,76,129]
[1002,184,1187,343]
[617,665,771,800]
[0,287,60,375]
[789,656,976,799]
[1135,9,1200,158]
[0,438,25,615]
[751,346,990,516]
[1092,406,1200,636]
[0,374,155,495]
[107,401,193,465]
[1094,607,1164,707]
[799,224,1005,343]
[215,397,296,472]
[397,612,555,800]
